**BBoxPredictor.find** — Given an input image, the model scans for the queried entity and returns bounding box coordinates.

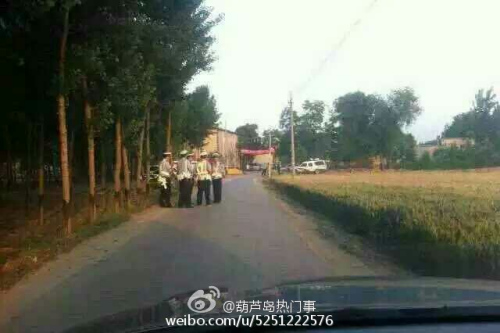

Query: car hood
[64,276,500,332]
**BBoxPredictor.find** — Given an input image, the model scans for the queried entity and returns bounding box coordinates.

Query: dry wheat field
[272,169,500,278]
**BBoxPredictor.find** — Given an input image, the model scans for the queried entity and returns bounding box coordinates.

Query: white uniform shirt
[211,161,225,179]
[177,157,193,180]
[159,159,171,178]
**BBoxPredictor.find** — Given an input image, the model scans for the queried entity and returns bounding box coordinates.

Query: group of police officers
[158,150,225,208]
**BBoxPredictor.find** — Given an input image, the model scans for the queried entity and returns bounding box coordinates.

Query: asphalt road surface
[0,173,392,333]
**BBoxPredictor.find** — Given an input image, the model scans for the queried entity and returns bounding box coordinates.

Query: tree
[1,0,220,235]
[236,123,262,149]
[442,112,477,139]
[262,128,282,149]
[325,108,340,161]
[173,86,220,149]
[444,88,500,145]
[279,106,299,132]
[56,1,80,235]
[393,133,417,168]
[299,100,325,132]
[296,100,328,160]
[387,87,422,126]
[440,88,500,168]
[334,92,380,161]
[333,88,422,166]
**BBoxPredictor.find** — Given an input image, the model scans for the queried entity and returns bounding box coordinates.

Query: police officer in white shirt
[158,152,172,207]
[177,150,194,208]
[196,151,212,206]
[187,152,195,205]
[211,152,225,203]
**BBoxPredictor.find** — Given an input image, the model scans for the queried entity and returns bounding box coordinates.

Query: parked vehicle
[245,163,262,171]
[296,159,327,174]
[282,164,300,173]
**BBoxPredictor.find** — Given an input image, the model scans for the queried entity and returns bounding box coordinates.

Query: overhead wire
[293,0,381,98]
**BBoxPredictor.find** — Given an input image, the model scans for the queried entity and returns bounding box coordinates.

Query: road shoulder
[263,179,409,277]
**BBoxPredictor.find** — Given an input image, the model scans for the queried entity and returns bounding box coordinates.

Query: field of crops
[271,170,500,279]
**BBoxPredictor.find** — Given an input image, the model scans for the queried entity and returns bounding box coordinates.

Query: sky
[190,0,500,143]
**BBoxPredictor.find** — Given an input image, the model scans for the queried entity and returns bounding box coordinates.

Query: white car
[296,159,327,174]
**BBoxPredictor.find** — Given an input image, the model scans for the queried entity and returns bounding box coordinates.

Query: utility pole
[289,93,296,177]
[268,130,272,179]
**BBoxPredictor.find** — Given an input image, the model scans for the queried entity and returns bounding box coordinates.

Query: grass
[0,188,158,291]
[0,212,131,291]
[270,170,500,279]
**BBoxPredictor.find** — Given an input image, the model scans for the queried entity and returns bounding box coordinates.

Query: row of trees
[1,1,220,233]
[415,88,500,169]
[236,87,421,168]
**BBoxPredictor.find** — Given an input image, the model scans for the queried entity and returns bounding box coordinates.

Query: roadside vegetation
[1,1,219,290]
[0,190,155,291]
[271,170,500,279]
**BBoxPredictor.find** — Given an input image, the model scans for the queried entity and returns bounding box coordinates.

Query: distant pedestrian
[177,150,194,208]
[211,152,225,203]
[158,152,173,207]
[196,151,212,206]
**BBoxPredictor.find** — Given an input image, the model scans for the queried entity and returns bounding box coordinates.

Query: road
[0,174,391,332]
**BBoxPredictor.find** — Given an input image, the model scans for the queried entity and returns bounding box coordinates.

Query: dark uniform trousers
[197,180,211,205]
[159,178,172,207]
[178,179,192,208]
[188,178,195,206]
[212,178,222,203]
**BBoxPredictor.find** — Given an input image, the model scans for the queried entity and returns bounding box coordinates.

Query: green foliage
[299,100,325,132]
[296,100,329,160]
[443,88,500,150]
[174,86,220,148]
[236,123,262,149]
[1,0,220,183]
[411,88,500,171]
[276,100,331,164]
[443,112,477,139]
[411,146,500,170]
[332,88,422,165]
[393,133,417,167]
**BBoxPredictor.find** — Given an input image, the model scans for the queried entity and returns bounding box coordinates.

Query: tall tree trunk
[121,127,131,210]
[3,125,13,191]
[69,129,75,200]
[25,122,32,217]
[57,8,71,235]
[114,118,122,213]
[100,139,107,212]
[136,118,145,192]
[166,106,172,153]
[82,75,96,222]
[38,117,45,225]
[145,108,151,195]
[100,141,106,189]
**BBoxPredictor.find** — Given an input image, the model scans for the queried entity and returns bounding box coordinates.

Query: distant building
[415,144,439,158]
[440,137,475,148]
[194,128,240,168]
[415,137,474,158]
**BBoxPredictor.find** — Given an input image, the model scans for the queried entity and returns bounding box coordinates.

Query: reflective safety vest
[196,160,211,181]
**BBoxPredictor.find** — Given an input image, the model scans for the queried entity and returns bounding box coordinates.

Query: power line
[293,0,381,97]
